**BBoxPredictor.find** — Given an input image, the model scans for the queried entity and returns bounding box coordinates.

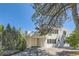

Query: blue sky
[0,3,36,31]
[0,3,75,32]
[63,8,75,33]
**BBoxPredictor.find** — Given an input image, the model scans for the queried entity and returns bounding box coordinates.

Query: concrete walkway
[43,48,79,56]
[11,48,79,56]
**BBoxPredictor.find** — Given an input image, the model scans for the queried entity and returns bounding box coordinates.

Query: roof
[26,31,45,39]
[26,27,69,38]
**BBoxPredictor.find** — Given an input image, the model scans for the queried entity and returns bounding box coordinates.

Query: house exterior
[26,28,68,48]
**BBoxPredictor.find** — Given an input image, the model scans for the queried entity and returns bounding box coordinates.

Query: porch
[26,35,45,48]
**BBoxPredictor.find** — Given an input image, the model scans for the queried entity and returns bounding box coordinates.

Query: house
[26,28,68,48]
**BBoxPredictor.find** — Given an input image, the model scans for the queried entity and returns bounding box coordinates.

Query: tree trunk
[71,4,79,32]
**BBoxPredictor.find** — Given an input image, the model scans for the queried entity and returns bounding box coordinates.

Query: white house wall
[26,28,67,48]
[44,39,56,48]
[46,34,58,39]
[43,28,67,48]
[43,34,58,48]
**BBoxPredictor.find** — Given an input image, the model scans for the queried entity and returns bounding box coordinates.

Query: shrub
[66,29,79,49]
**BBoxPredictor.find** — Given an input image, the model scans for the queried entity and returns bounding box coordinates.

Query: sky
[0,3,75,33]
[0,3,36,32]
[63,8,75,34]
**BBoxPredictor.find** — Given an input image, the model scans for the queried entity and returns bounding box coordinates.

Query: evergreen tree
[16,28,26,51]
[2,24,26,50]
[0,25,4,32]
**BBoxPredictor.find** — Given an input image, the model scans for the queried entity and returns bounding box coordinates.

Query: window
[47,39,50,43]
[52,29,58,34]
[52,39,56,43]
[63,31,66,35]
[47,39,56,44]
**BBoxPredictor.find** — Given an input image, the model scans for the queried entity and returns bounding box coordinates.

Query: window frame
[47,39,56,44]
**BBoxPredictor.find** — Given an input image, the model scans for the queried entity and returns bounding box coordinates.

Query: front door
[37,38,40,47]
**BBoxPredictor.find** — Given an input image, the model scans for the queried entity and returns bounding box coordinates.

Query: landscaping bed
[0,50,20,56]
